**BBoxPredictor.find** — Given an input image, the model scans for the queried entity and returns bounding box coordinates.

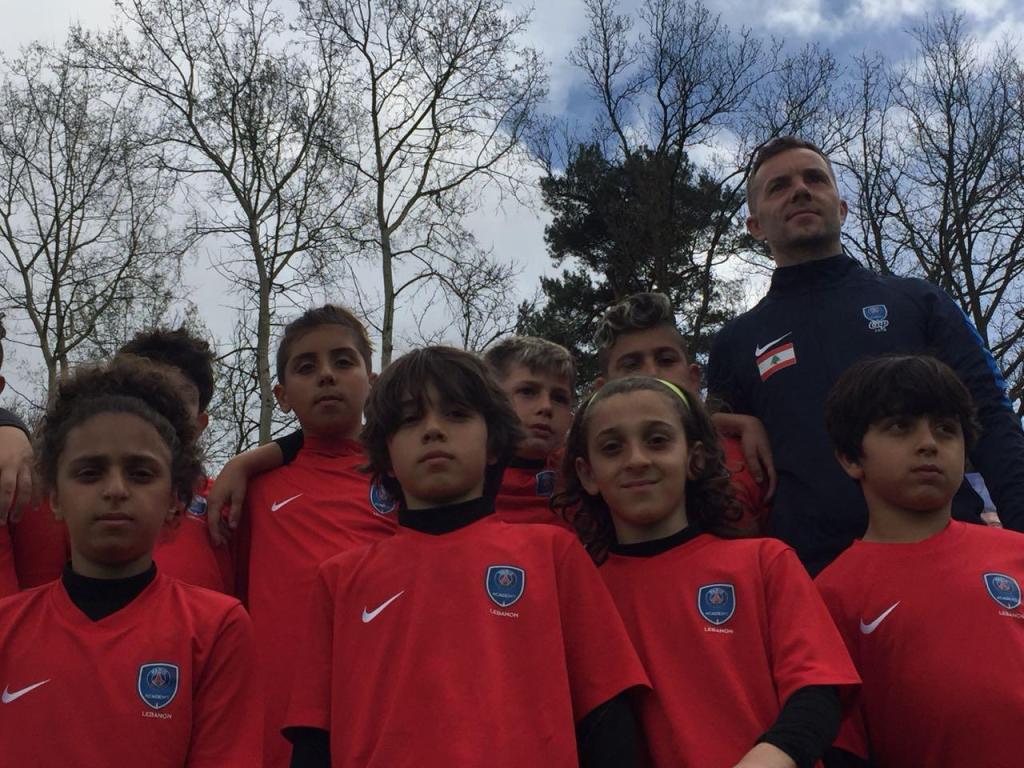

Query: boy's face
[500,364,573,461]
[274,325,372,440]
[838,414,965,516]
[387,384,492,509]
[52,411,177,579]
[602,326,702,397]
[153,363,209,434]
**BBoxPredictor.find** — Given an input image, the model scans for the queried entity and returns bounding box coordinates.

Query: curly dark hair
[36,355,204,510]
[552,376,739,563]
[825,354,981,461]
[362,346,526,508]
[119,327,216,413]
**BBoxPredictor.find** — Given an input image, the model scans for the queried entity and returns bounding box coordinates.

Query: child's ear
[593,376,606,391]
[0,375,6,395]
[835,450,865,480]
[272,382,292,413]
[368,372,378,386]
[166,497,180,524]
[196,411,210,433]
[687,441,706,480]
[49,490,63,521]
[575,456,600,496]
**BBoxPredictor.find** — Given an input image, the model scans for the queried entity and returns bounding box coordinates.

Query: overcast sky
[1,0,1021,401]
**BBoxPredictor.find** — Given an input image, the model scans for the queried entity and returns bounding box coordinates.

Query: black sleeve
[286,726,330,768]
[576,692,638,768]
[823,747,871,768]
[274,429,306,466]
[756,685,841,768]
[707,324,751,414]
[0,408,29,437]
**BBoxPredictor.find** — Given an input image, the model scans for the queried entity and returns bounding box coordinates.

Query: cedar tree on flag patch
[757,343,796,381]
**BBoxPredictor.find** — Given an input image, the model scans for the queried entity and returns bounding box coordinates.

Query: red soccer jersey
[815,520,1024,767]
[601,532,860,767]
[494,462,572,528]
[285,514,650,767]
[11,499,69,589]
[155,477,235,594]
[240,435,397,768]
[0,573,261,766]
[0,525,15,598]
[721,435,771,535]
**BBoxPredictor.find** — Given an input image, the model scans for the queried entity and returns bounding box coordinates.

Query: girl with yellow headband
[553,376,862,768]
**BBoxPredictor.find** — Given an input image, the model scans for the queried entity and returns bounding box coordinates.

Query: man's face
[746,148,848,266]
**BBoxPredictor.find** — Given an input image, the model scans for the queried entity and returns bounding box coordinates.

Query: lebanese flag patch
[757,343,796,381]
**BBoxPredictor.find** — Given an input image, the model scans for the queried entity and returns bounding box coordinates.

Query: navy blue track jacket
[707,253,1024,573]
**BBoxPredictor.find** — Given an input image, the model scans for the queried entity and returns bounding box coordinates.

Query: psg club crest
[486,565,526,608]
[186,495,208,518]
[535,470,556,498]
[983,572,1022,610]
[137,663,179,710]
[862,304,889,332]
[369,481,397,516]
[698,583,736,625]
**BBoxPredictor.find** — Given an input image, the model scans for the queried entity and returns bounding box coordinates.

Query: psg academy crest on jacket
[486,565,525,607]
[369,481,397,515]
[697,583,735,625]
[137,663,179,710]
[984,572,1021,610]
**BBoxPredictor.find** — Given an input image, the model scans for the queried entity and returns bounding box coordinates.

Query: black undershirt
[610,526,847,768]
[61,562,157,621]
[288,496,638,768]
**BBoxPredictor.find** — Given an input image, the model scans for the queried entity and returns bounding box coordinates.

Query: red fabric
[721,436,771,535]
[285,517,649,767]
[0,525,16,598]
[601,534,860,767]
[11,499,68,589]
[0,573,261,767]
[155,477,235,594]
[816,520,1024,767]
[493,464,572,528]
[239,436,397,768]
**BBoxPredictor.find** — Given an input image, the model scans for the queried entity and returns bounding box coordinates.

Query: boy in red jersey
[11,326,235,593]
[594,292,772,534]
[239,304,396,768]
[482,335,574,525]
[817,355,1024,767]
[284,346,649,768]
[0,356,260,766]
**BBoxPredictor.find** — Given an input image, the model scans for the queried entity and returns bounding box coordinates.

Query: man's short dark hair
[362,346,525,508]
[119,327,216,412]
[275,304,373,382]
[594,292,688,374]
[746,136,838,213]
[824,354,981,461]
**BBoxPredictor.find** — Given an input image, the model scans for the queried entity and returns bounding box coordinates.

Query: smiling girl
[554,376,861,768]
[0,356,260,766]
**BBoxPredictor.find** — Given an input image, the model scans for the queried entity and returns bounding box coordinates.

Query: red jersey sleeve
[554,537,650,721]
[285,560,338,732]
[722,436,771,536]
[185,602,263,767]
[761,545,860,703]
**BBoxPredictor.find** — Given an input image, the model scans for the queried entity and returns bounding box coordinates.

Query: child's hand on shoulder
[732,742,798,768]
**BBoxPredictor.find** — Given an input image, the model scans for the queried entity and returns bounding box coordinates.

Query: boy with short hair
[594,292,771,535]
[483,335,575,524]
[284,346,648,768]
[816,354,1023,767]
[239,304,396,768]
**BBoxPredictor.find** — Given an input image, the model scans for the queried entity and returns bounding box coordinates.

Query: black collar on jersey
[507,456,547,470]
[769,252,852,293]
[610,524,704,558]
[399,495,495,535]
[62,561,157,622]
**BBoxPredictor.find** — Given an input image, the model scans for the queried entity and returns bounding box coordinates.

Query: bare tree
[74,0,358,443]
[301,0,546,366]
[0,42,184,401]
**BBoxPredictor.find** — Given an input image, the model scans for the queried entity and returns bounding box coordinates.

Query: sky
[0,0,1021,401]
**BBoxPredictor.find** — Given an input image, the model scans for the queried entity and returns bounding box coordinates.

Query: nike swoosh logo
[361,591,405,623]
[2,680,50,703]
[860,601,900,634]
[270,493,303,512]
[754,332,793,357]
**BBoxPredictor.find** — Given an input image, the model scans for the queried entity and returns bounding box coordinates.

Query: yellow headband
[583,377,691,414]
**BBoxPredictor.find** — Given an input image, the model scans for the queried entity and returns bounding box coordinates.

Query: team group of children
[0,291,1019,767]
